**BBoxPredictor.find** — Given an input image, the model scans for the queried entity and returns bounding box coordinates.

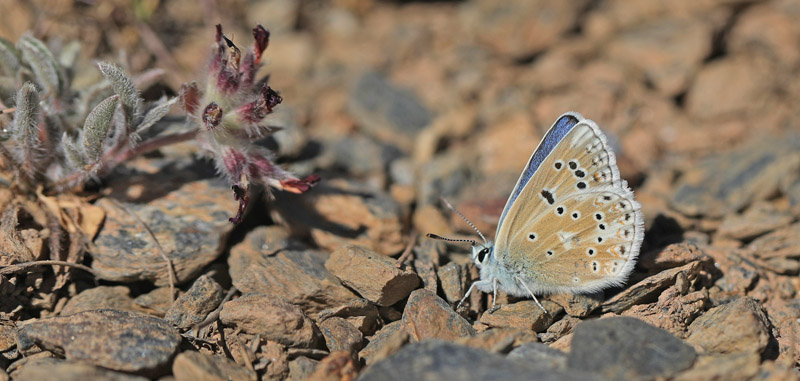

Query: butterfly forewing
[493,114,643,294]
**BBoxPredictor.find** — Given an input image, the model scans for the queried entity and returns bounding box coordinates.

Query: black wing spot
[546,250,554,256]
[625,213,631,221]
[620,245,627,255]
[595,213,603,220]
[587,248,595,256]
[540,189,555,205]
[597,237,603,243]
[603,195,612,201]
[599,223,606,230]
[568,160,578,170]
[556,206,565,215]
[574,169,585,178]
[577,181,587,189]
[554,161,563,170]
[571,211,580,220]
[527,233,536,242]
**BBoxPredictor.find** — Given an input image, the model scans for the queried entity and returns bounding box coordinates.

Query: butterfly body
[453,112,644,307]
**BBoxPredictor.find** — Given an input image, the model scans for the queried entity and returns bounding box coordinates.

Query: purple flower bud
[253,25,270,64]
[202,102,223,130]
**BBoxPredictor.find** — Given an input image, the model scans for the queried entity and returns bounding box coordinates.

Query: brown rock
[669,138,800,218]
[455,328,537,353]
[275,178,406,254]
[12,358,148,381]
[0,318,16,352]
[258,340,290,380]
[359,321,410,366]
[479,301,561,332]
[317,298,380,336]
[607,18,710,96]
[91,180,234,286]
[325,245,420,306]
[685,54,775,120]
[59,286,140,316]
[228,226,356,316]
[133,287,178,317]
[307,351,358,381]
[638,242,708,272]
[164,274,224,329]
[412,239,442,294]
[319,317,364,355]
[728,3,800,68]
[675,352,760,381]
[16,309,181,377]
[462,0,589,59]
[219,294,321,348]
[547,293,603,317]
[748,222,800,260]
[717,202,794,241]
[603,260,709,313]
[172,351,256,381]
[438,261,468,304]
[686,297,772,355]
[288,357,319,381]
[402,289,475,341]
[539,316,581,343]
[622,284,708,337]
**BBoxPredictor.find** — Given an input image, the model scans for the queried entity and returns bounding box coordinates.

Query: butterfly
[428,111,644,312]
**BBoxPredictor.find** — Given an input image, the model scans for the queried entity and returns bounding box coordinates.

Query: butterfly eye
[478,248,489,263]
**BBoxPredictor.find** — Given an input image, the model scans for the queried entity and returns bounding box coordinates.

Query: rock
[326,135,403,176]
[12,358,148,381]
[686,296,773,355]
[172,350,256,381]
[318,317,364,355]
[164,274,224,329]
[547,293,603,317]
[402,289,475,341]
[455,328,538,354]
[274,179,406,255]
[637,242,708,272]
[438,261,469,304]
[412,239,442,294]
[748,222,800,261]
[358,321,410,365]
[717,202,794,241]
[479,300,561,332]
[134,287,178,317]
[567,316,696,380]
[669,138,800,218]
[602,260,708,313]
[607,18,710,96]
[219,294,322,348]
[91,179,234,286]
[359,340,589,380]
[0,319,16,353]
[507,342,568,371]
[317,298,380,336]
[675,352,761,381]
[621,284,708,337]
[460,0,588,59]
[325,245,419,306]
[728,3,800,68]
[539,316,581,343]
[348,72,432,150]
[16,309,181,377]
[308,351,359,381]
[288,356,319,381]
[685,54,776,121]
[60,286,140,315]
[228,226,356,316]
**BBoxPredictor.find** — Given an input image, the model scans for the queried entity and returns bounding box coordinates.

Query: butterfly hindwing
[493,113,642,294]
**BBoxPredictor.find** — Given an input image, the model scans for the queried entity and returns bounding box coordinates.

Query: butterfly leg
[515,276,548,314]
[487,278,501,313]
[456,279,492,311]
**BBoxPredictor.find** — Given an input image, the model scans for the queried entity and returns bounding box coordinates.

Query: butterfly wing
[493,112,643,294]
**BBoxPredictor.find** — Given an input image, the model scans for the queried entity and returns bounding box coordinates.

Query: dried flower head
[181,25,319,223]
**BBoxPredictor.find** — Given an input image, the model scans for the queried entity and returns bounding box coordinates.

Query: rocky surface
[2,0,800,380]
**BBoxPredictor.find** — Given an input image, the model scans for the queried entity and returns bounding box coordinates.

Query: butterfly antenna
[440,197,488,243]
[426,233,478,247]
